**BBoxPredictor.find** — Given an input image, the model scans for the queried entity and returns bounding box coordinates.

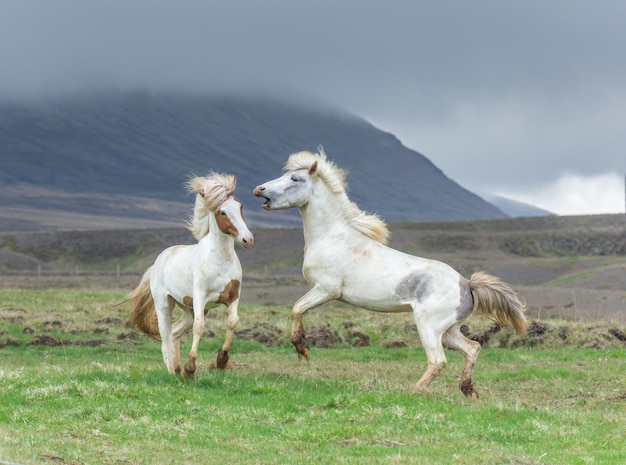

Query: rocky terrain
[1,213,625,324]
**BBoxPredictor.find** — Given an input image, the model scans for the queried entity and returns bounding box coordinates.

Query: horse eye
[291,175,299,182]
[220,211,226,216]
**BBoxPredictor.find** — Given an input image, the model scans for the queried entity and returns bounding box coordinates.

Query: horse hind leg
[171,308,194,375]
[155,295,177,374]
[414,326,448,394]
[442,323,481,399]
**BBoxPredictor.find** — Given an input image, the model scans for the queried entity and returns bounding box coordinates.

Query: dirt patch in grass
[30,334,64,346]
[236,322,283,346]
[308,324,344,348]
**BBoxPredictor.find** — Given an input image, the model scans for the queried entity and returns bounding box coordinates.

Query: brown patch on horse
[217,279,240,306]
[181,296,210,316]
[215,200,240,237]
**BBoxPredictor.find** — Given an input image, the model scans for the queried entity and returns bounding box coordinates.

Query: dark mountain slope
[0,92,506,228]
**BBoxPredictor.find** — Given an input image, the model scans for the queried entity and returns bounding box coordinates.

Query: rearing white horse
[254,149,527,398]
[127,172,254,378]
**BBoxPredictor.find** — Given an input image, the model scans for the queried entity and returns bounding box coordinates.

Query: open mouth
[254,188,272,210]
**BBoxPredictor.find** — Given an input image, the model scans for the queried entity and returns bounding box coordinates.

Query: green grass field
[1,289,625,465]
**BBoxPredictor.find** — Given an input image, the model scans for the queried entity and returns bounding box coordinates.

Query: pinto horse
[254,149,527,398]
[127,172,254,378]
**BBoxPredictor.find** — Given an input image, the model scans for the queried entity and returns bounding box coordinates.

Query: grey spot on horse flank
[456,276,474,320]
[394,271,433,302]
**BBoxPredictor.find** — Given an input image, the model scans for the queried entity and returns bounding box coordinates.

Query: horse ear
[309,161,318,175]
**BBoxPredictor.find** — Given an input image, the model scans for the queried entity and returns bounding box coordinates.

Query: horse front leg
[291,285,335,361]
[215,299,240,369]
[183,297,207,379]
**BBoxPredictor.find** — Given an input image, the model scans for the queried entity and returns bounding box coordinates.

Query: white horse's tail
[125,266,161,341]
[469,271,528,336]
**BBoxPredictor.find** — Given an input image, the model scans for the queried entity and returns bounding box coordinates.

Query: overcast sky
[1,0,625,215]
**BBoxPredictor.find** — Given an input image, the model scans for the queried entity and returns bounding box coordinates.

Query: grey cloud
[1,0,625,212]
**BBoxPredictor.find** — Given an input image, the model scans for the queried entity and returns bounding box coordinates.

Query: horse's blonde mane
[185,172,237,240]
[285,148,390,244]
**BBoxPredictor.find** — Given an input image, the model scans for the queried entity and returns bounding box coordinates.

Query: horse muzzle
[253,185,272,210]
[239,233,254,248]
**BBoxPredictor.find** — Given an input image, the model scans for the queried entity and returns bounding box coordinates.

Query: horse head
[253,156,319,210]
[188,173,254,248]
[255,148,390,244]
[214,195,254,248]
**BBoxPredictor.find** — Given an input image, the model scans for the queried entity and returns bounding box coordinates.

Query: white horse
[127,172,254,378]
[254,149,527,398]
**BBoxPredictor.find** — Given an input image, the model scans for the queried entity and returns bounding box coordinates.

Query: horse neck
[300,185,351,244]
[200,212,235,253]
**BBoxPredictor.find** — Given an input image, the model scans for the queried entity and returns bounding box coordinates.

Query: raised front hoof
[460,380,479,400]
[215,351,230,370]
[291,337,310,362]
[296,346,310,362]
[412,384,431,396]
[182,361,196,379]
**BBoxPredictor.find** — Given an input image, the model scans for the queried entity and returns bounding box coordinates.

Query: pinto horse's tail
[125,266,161,341]
[469,271,528,335]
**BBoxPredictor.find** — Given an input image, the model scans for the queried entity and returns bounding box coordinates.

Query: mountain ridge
[0,92,507,229]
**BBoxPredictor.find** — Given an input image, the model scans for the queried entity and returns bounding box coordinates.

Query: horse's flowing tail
[469,271,528,335]
[126,266,161,341]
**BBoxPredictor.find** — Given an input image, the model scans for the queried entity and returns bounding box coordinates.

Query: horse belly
[339,279,412,313]
[340,259,461,314]
[152,246,206,306]
[341,294,412,313]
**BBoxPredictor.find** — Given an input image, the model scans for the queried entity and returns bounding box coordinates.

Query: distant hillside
[2,214,625,322]
[0,92,506,229]
[482,194,553,218]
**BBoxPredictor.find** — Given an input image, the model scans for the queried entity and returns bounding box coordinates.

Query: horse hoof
[183,361,196,378]
[216,351,229,369]
[460,381,479,399]
[297,347,310,362]
[412,384,429,396]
